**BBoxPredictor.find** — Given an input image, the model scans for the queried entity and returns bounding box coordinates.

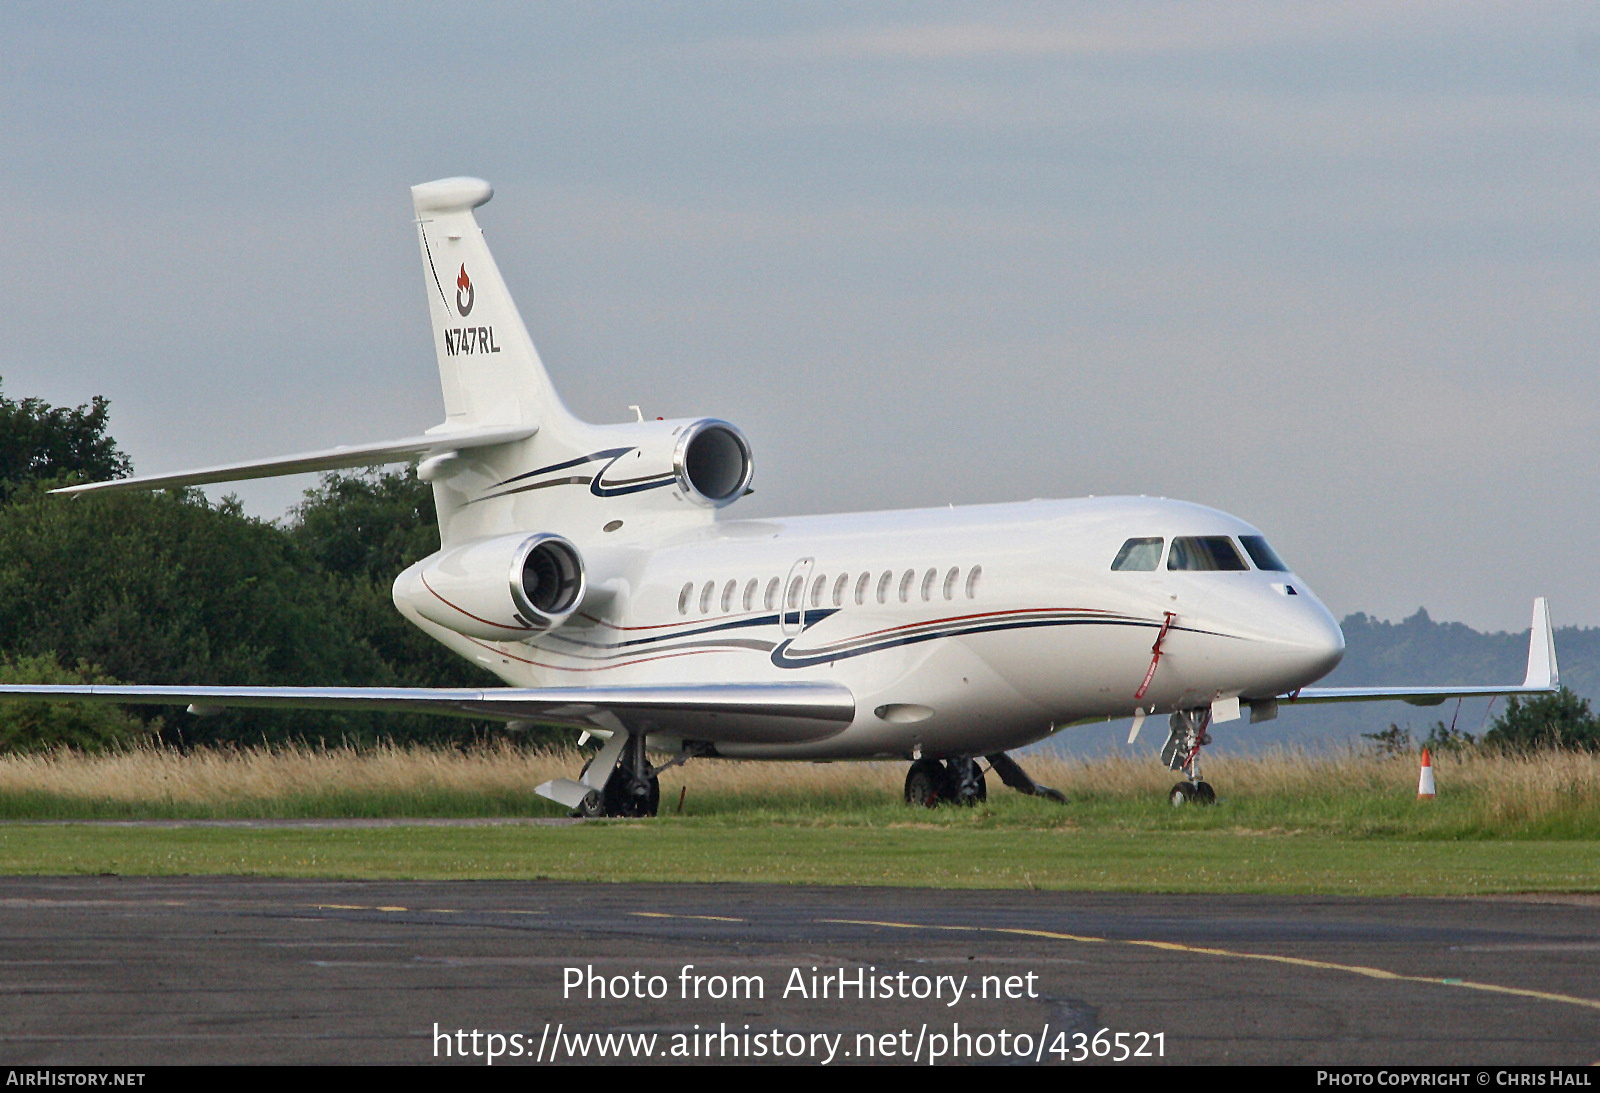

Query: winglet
[1522,597,1559,691]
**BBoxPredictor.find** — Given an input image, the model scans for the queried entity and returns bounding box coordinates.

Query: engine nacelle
[396,533,585,641]
[671,419,754,507]
[601,418,753,508]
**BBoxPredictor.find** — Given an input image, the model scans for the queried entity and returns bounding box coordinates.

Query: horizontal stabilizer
[50,425,537,496]
[1288,597,1558,707]
[0,680,856,745]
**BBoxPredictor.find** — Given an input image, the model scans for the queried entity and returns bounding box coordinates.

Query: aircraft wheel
[574,789,604,818]
[904,759,945,808]
[603,772,660,818]
[1169,782,1196,807]
[945,758,986,806]
[1192,781,1216,805]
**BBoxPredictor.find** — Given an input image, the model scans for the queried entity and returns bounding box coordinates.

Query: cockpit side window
[1168,536,1248,571]
[1111,537,1163,571]
[1239,535,1290,572]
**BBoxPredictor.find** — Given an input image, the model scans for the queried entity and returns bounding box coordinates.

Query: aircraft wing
[0,681,855,745]
[1284,597,1558,708]
[48,425,537,496]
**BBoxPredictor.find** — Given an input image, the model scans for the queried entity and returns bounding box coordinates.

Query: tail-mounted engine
[395,532,585,641]
[461,417,754,513]
[670,418,754,507]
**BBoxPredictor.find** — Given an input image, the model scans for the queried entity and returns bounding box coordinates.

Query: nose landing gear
[1161,709,1217,807]
[1167,779,1215,806]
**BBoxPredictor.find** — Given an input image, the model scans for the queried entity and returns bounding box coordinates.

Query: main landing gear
[904,757,986,807]
[577,732,661,818]
[1161,709,1216,807]
[903,752,1068,808]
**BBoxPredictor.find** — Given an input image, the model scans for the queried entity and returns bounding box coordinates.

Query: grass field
[0,743,1596,893]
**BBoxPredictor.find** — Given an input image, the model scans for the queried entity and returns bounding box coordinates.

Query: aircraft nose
[1281,598,1345,684]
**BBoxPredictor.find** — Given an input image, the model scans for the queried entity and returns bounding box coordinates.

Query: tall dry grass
[0,740,570,807]
[0,742,1596,830]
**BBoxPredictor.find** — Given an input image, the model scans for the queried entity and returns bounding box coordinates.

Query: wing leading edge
[1285,597,1558,707]
[0,681,855,746]
[48,424,537,496]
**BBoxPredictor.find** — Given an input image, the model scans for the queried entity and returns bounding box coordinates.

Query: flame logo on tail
[456,265,475,317]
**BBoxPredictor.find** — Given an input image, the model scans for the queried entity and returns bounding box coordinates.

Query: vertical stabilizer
[411,177,578,433]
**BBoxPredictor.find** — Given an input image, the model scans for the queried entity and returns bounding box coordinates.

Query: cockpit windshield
[1110,537,1163,571]
[1238,535,1290,572]
[1167,536,1248,571]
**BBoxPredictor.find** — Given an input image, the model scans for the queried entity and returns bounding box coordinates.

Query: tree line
[0,379,504,750]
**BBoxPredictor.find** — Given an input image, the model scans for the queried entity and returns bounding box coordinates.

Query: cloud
[706,1,1528,62]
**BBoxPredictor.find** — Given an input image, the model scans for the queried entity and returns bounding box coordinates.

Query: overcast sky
[3,2,1597,632]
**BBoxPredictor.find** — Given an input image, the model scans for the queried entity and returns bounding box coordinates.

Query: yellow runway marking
[308,903,544,916]
[631,912,745,923]
[824,919,1600,1013]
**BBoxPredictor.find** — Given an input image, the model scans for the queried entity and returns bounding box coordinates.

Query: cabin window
[943,566,959,600]
[699,580,716,613]
[833,573,849,607]
[1111,537,1163,571]
[1239,535,1290,572]
[787,576,804,609]
[743,578,758,611]
[920,568,937,602]
[855,572,871,606]
[898,569,915,603]
[764,577,780,611]
[721,579,737,613]
[876,571,892,604]
[1168,536,1248,571]
[810,574,827,608]
[965,565,982,598]
[678,582,693,616]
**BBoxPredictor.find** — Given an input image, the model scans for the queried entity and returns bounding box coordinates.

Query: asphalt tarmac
[0,875,1595,1066]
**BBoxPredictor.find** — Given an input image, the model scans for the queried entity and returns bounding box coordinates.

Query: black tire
[1169,782,1195,807]
[947,758,986,806]
[574,789,604,818]
[603,772,660,818]
[1192,781,1216,805]
[904,759,946,808]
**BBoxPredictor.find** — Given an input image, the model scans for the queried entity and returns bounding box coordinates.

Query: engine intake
[510,535,585,625]
[400,532,586,640]
[674,419,753,506]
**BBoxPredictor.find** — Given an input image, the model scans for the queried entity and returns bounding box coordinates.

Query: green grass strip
[1,822,1595,895]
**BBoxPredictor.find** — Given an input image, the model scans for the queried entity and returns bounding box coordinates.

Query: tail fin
[411,178,579,433]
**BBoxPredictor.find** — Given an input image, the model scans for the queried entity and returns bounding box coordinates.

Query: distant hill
[1040,609,1600,758]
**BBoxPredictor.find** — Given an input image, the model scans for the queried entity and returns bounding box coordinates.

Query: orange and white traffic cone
[1417,747,1436,800]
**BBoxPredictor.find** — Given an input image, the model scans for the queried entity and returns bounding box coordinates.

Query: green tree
[1483,687,1600,752]
[287,468,441,583]
[0,484,396,746]
[1361,724,1414,756]
[0,379,131,502]
[0,653,154,752]
[1422,719,1477,752]
[284,469,500,692]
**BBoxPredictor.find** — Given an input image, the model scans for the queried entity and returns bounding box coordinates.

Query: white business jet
[13,178,1559,814]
